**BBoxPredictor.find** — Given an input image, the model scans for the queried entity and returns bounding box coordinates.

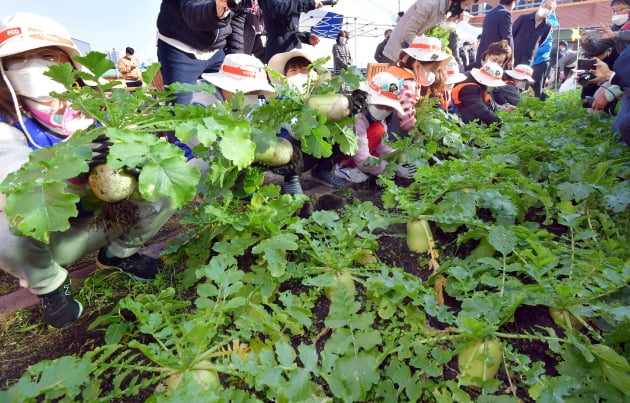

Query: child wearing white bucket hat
[452,61,506,126]
[334,72,417,183]
[436,57,467,113]
[387,35,451,132]
[493,64,535,107]
[264,47,368,194]
[0,12,176,328]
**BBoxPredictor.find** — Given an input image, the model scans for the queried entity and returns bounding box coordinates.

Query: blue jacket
[513,11,552,65]
[532,33,552,66]
[474,5,514,68]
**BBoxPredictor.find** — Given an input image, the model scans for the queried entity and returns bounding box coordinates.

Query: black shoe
[39,275,83,328]
[96,248,163,280]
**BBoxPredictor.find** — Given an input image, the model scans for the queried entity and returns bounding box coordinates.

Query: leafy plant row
[1,54,629,402]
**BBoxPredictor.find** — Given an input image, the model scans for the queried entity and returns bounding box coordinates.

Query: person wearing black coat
[259,0,323,63]
[156,0,245,105]
[458,41,475,71]
[473,0,516,69]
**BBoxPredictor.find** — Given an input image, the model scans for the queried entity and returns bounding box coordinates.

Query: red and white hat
[445,57,467,85]
[0,12,82,69]
[202,53,275,94]
[402,35,450,62]
[470,62,506,87]
[505,64,535,83]
[360,72,405,115]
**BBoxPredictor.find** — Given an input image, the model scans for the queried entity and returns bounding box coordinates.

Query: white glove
[395,163,416,179]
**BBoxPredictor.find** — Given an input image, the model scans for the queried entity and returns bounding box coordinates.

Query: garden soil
[0,175,561,400]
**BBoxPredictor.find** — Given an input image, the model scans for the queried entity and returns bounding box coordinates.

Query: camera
[227,0,244,11]
[321,0,339,5]
[577,71,596,85]
[582,96,594,108]
[577,58,596,71]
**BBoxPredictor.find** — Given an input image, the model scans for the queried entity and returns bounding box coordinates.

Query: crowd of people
[0,0,628,329]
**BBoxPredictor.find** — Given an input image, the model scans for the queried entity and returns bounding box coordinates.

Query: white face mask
[612,14,629,26]
[286,73,310,94]
[5,58,67,102]
[419,71,436,87]
[367,104,392,121]
[339,37,347,45]
[536,8,551,18]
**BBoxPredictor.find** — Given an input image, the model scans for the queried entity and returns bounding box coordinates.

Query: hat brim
[446,72,467,85]
[470,68,506,87]
[267,48,326,84]
[201,72,275,94]
[401,48,450,62]
[505,70,535,83]
[359,81,404,115]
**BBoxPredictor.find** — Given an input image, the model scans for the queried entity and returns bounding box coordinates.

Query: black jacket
[157,0,238,53]
[512,12,552,66]
[259,0,317,62]
[452,73,500,127]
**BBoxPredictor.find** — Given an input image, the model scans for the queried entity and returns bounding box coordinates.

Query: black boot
[39,275,83,328]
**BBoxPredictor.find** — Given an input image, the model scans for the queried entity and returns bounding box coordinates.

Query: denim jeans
[157,39,226,105]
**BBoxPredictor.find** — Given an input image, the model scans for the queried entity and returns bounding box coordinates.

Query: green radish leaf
[488,225,517,255]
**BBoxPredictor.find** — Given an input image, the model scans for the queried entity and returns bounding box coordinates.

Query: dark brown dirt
[0,183,562,400]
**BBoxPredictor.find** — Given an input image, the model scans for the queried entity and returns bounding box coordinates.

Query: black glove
[270,140,304,178]
[87,135,112,169]
[348,89,369,116]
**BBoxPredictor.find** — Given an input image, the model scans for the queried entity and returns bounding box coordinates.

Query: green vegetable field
[0,53,629,402]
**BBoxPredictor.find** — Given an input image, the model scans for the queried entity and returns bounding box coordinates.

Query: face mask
[367,104,392,121]
[515,80,529,90]
[339,37,347,45]
[536,8,551,18]
[5,59,67,102]
[612,14,629,26]
[419,71,436,87]
[286,73,311,94]
[23,98,93,137]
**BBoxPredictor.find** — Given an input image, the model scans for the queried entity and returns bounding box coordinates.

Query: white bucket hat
[470,62,506,87]
[0,12,82,70]
[505,64,535,83]
[402,35,450,62]
[267,47,327,84]
[201,53,275,94]
[360,71,404,115]
[445,57,467,85]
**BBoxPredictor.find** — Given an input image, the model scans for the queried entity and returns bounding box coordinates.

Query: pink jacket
[341,112,394,175]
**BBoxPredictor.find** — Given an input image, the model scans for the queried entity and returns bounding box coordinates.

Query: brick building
[469,0,611,31]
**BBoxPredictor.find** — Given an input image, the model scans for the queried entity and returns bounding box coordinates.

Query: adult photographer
[259,0,324,63]
[588,48,630,147]
[156,0,245,105]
